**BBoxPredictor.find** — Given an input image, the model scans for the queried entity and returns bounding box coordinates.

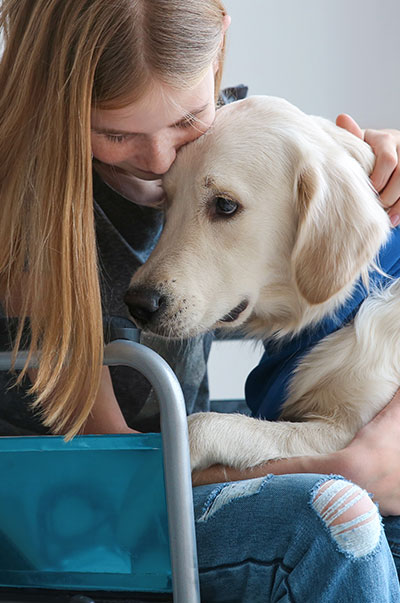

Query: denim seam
[309,474,384,561]
[199,556,296,603]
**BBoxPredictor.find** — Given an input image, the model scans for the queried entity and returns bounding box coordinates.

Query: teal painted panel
[0,434,171,592]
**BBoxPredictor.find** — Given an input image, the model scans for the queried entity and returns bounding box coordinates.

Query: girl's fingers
[364,129,399,196]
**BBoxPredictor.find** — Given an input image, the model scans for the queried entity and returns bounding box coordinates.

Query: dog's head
[125,96,390,338]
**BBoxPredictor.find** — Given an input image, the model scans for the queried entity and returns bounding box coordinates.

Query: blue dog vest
[245,227,400,420]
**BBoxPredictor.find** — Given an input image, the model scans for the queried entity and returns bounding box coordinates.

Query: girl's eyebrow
[91,103,209,136]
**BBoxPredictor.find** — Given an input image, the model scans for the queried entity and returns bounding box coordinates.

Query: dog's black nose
[124,286,166,325]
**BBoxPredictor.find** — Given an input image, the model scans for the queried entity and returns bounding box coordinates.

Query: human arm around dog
[192,388,400,517]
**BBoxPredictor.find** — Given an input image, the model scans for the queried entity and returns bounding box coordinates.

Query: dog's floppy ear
[292,153,390,305]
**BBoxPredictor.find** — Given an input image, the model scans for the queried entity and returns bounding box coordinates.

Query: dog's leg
[189,280,400,472]
[188,412,351,471]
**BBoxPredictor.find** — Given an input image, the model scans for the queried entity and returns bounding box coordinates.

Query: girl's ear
[292,154,390,305]
[221,14,231,34]
[214,14,231,75]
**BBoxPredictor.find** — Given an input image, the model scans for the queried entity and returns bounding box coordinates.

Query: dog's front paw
[188,412,222,471]
[188,412,271,472]
[188,412,292,472]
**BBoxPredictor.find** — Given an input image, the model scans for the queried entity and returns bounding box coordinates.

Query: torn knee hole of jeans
[197,475,273,523]
[311,478,382,559]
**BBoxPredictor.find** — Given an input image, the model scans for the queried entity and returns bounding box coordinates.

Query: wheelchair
[0,318,200,603]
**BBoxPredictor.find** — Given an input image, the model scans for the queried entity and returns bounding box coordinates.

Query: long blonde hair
[0,0,227,438]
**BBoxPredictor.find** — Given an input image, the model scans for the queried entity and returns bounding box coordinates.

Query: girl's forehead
[91,67,215,135]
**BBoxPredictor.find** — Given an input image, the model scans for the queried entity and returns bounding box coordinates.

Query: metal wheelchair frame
[0,337,200,603]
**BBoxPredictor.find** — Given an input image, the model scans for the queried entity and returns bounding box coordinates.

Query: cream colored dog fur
[126,96,400,472]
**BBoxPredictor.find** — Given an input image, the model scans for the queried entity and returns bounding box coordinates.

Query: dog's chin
[134,319,206,340]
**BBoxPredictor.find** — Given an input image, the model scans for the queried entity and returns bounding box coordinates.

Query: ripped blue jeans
[193,473,400,602]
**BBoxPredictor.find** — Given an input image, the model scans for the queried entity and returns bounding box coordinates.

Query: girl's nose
[143,134,180,175]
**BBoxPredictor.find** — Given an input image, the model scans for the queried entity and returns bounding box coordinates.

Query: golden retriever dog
[125,96,400,472]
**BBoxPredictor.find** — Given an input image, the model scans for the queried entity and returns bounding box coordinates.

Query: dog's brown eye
[214,196,238,216]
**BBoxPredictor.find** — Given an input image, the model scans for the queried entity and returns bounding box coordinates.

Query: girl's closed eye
[105,134,131,143]
[177,115,197,129]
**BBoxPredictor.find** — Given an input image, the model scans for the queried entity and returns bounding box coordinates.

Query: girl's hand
[336,114,400,226]
[333,387,400,516]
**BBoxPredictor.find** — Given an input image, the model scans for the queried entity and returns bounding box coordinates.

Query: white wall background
[221,0,400,128]
[209,0,400,402]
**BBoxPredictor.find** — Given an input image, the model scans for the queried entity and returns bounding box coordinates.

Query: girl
[1,1,400,600]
